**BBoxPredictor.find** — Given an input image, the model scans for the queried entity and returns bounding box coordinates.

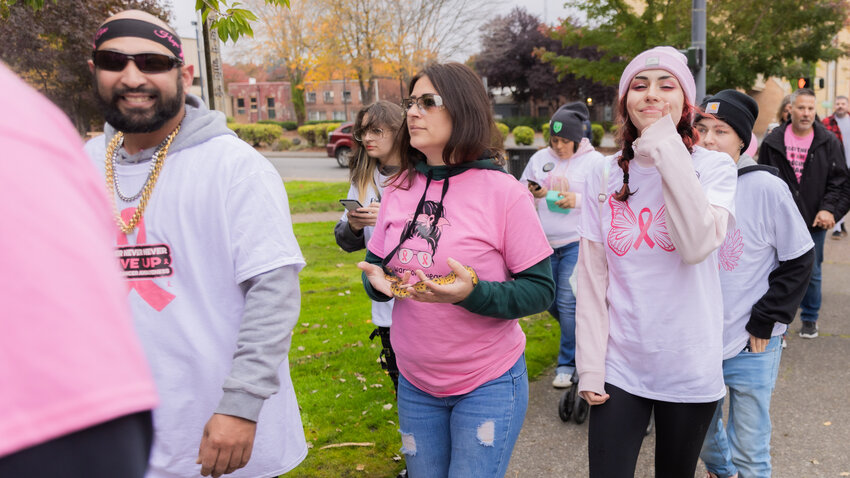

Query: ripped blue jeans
[397,355,528,478]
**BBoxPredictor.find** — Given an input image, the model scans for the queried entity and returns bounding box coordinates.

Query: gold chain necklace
[105,123,181,234]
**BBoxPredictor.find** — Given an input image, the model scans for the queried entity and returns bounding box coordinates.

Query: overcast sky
[166,1,575,62]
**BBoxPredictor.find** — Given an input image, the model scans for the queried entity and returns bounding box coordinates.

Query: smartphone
[527,179,542,190]
[339,199,364,212]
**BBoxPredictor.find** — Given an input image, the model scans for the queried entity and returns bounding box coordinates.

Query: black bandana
[93,18,183,61]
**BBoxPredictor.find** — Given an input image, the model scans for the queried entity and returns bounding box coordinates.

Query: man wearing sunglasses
[84,10,307,478]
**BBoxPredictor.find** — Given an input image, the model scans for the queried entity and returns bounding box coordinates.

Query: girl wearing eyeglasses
[575,47,737,477]
[358,62,555,478]
[335,100,403,388]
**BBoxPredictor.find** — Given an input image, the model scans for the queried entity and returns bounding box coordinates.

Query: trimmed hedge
[230,123,282,147]
[512,126,535,146]
[258,119,298,131]
[541,123,550,143]
[272,137,293,151]
[496,122,510,143]
[502,116,548,132]
[591,123,605,147]
[297,122,341,146]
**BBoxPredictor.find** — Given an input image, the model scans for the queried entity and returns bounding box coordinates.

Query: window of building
[343,91,352,103]
[236,97,245,115]
[250,96,258,112]
[308,110,324,121]
[306,92,317,103]
[538,106,549,118]
[324,91,334,103]
[267,97,276,119]
[333,111,346,121]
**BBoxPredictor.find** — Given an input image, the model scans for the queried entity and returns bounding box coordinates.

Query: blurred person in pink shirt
[0,61,158,477]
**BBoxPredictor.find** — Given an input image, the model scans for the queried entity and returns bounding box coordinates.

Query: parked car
[326,122,354,168]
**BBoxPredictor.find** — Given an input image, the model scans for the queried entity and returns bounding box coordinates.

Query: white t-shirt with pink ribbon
[368,168,552,397]
[717,169,814,359]
[579,147,735,402]
[85,134,307,478]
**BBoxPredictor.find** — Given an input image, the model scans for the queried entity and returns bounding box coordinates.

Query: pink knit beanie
[618,46,696,105]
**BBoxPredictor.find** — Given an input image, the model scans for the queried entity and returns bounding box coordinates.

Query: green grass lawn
[284,180,350,214]
[290,215,560,477]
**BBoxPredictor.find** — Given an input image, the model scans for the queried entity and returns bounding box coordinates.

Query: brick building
[228,78,402,123]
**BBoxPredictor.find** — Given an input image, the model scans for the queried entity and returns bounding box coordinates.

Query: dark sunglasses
[92,50,183,74]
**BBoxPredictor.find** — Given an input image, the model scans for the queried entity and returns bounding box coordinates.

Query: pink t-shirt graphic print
[718,227,744,272]
[607,197,675,256]
[784,126,814,183]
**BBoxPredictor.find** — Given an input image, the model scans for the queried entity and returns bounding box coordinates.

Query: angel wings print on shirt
[718,228,743,271]
[607,197,676,256]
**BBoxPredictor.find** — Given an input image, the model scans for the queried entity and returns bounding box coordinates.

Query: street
[263,151,349,182]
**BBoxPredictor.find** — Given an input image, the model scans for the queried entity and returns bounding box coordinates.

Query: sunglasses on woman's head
[401,94,444,114]
[92,50,183,74]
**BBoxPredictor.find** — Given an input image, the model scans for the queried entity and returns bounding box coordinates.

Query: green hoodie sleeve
[363,251,555,318]
[362,250,393,302]
[456,257,554,319]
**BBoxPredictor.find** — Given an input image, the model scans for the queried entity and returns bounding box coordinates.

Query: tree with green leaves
[541,0,849,93]
[0,0,168,132]
[1,0,290,42]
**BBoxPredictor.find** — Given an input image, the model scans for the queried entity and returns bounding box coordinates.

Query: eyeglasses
[92,50,183,74]
[401,94,444,114]
[353,127,385,142]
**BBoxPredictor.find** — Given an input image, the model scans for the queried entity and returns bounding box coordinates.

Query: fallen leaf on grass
[393,455,402,462]
[383,403,393,410]
[370,384,383,388]
[356,464,365,471]
[297,346,305,351]
[319,442,375,450]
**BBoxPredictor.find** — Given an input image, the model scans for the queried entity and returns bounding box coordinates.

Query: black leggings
[588,383,718,478]
[0,410,153,478]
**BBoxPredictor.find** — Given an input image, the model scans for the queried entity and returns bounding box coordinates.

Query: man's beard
[95,77,184,133]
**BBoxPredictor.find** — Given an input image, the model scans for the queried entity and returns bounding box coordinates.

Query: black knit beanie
[550,105,587,143]
[698,89,759,152]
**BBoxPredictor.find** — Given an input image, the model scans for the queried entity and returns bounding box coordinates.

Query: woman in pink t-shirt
[359,62,554,478]
[575,47,737,477]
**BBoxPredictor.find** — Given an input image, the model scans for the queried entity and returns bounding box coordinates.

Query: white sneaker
[552,372,572,388]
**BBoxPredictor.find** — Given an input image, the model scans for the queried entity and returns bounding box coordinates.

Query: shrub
[602,120,616,132]
[280,121,297,131]
[495,122,510,142]
[512,125,535,146]
[609,124,619,136]
[591,123,605,147]
[297,124,318,146]
[502,116,548,132]
[541,123,550,143]
[272,137,293,151]
[226,116,235,124]
[231,123,283,147]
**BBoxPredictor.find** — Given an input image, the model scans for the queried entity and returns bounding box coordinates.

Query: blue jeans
[800,229,826,322]
[700,336,783,478]
[547,242,579,375]
[397,355,529,478]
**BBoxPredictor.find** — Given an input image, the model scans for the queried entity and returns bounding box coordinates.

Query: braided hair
[613,96,700,201]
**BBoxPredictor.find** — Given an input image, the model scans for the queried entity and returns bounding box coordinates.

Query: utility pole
[201,13,226,113]
[692,0,706,103]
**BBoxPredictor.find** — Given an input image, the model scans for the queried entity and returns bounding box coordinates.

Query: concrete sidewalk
[506,237,850,477]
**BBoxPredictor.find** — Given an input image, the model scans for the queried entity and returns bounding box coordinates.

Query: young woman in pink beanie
[574,46,738,476]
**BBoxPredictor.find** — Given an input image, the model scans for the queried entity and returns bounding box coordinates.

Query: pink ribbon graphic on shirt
[117,208,175,311]
[634,208,656,250]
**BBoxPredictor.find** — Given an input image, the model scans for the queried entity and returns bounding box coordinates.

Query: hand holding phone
[339,199,364,212]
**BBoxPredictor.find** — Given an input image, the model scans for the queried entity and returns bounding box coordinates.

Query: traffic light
[797,77,811,89]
